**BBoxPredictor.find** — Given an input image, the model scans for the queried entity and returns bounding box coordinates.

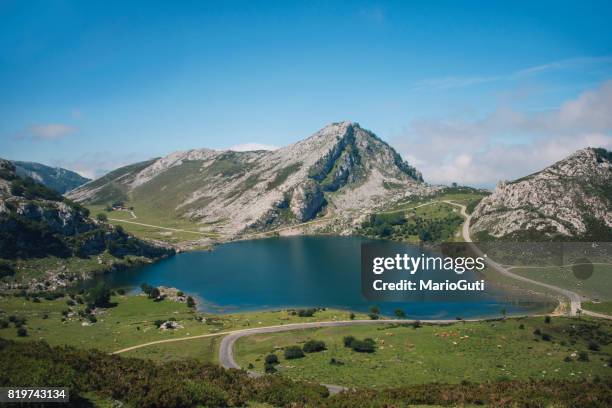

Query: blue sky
[1,0,611,185]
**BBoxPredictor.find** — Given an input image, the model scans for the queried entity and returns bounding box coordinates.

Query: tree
[369,306,380,315]
[148,287,161,299]
[265,354,279,365]
[96,213,108,222]
[140,282,152,295]
[302,340,326,353]
[544,316,551,324]
[394,308,406,318]
[343,336,356,347]
[186,296,196,308]
[87,283,111,308]
[350,338,376,353]
[368,313,379,320]
[0,260,15,278]
[349,312,355,320]
[284,346,304,359]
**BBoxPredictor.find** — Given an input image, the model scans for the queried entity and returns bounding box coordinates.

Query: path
[107,218,212,236]
[445,200,587,317]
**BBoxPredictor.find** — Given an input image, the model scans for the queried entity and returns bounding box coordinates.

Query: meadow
[234,316,612,388]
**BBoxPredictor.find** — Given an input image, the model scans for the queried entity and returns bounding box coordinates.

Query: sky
[1,0,611,186]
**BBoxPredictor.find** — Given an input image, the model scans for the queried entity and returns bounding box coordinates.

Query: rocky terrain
[471,148,612,241]
[68,122,431,239]
[0,159,173,290]
[12,161,90,194]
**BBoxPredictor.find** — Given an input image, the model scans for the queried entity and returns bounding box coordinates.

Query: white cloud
[412,55,612,91]
[395,80,612,187]
[26,124,76,140]
[51,152,147,179]
[228,143,278,152]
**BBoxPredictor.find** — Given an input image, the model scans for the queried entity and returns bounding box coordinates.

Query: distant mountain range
[471,147,612,241]
[68,122,430,239]
[12,161,90,194]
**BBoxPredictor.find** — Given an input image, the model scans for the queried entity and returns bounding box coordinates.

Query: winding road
[113,199,610,393]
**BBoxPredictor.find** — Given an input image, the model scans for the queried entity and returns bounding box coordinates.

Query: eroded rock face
[68,122,430,239]
[471,148,612,240]
[290,180,325,222]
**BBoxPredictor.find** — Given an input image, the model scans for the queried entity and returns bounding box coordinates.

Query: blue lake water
[105,236,549,318]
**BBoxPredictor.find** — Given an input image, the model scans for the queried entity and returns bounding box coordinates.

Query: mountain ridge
[68,122,430,240]
[470,147,612,241]
[12,161,90,194]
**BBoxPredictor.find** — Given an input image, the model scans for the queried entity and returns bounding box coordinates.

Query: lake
[105,236,550,318]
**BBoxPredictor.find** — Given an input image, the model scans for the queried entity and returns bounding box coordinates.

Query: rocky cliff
[471,148,612,241]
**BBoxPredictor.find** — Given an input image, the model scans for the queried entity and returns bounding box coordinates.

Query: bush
[265,354,279,365]
[329,358,344,365]
[297,308,316,317]
[0,319,8,329]
[96,213,108,222]
[264,363,277,373]
[533,328,542,336]
[186,296,196,308]
[564,356,572,362]
[369,313,380,320]
[369,306,380,314]
[542,333,552,341]
[394,308,406,318]
[349,312,355,320]
[578,351,589,362]
[544,316,551,324]
[518,324,525,330]
[302,340,326,353]
[343,336,356,348]
[284,346,305,360]
[16,327,27,337]
[412,320,422,329]
[87,283,111,308]
[588,341,600,351]
[350,338,376,353]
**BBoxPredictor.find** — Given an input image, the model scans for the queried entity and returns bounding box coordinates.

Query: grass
[0,294,369,359]
[509,264,612,301]
[583,301,612,315]
[234,317,612,389]
[88,204,218,245]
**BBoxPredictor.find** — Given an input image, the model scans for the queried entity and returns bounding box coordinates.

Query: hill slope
[12,161,90,194]
[471,148,612,241]
[68,122,430,239]
[0,159,173,290]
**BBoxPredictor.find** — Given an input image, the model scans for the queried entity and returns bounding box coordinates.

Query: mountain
[12,161,90,194]
[68,122,429,239]
[0,159,173,290]
[470,148,612,241]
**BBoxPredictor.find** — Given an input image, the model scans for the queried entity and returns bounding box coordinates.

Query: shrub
[284,346,304,360]
[303,340,326,353]
[412,320,422,329]
[533,328,542,336]
[265,354,279,365]
[588,341,600,351]
[297,308,316,317]
[264,363,277,373]
[349,312,355,320]
[542,333,552,341]
[16,327,27,337]
[518,324,525,330]
[368,313,380,320]
[394,309,406,318]
[186,296,196,308]
[96,213,108,222]
[578,351,589,362]
[544,316,551,324]
[343,336,356,348]
[369,306,380,315]
[329,358,344,365]
[349,338,376,353]
[0,319,8,329]
[564,356,572,362]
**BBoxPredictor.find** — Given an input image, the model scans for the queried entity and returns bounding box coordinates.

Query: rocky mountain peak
[471,147,611,241]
